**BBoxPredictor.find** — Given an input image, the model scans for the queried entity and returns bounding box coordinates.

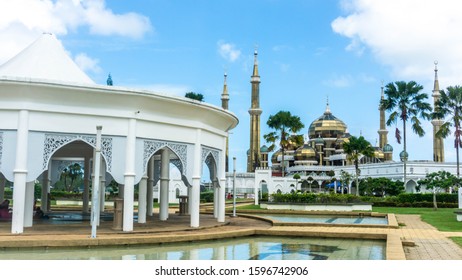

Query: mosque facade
[225,53,457,200]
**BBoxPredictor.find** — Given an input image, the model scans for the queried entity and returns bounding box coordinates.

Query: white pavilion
[0,33,238,234]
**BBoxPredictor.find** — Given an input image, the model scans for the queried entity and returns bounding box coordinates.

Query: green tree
[417,171,460,210]
[432,85,462,178]
[359,177,404,197]
[59,163,84,192]
[293,173,301,191]
[380,81,432,184]
[185,92,204,101]
[340,170,352,194]
[264,111,304,177]
[306,176,314,193]
[343,136,375,196]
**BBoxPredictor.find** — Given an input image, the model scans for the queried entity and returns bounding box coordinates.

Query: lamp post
[232,157,236,217]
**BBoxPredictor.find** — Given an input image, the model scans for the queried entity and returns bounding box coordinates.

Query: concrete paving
[0,210,461,260]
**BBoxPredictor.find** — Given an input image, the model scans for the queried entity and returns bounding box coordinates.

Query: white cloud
[332,0,462,87]
[74,53,101,73]
[0,0,152,64]
[217,41,241,62]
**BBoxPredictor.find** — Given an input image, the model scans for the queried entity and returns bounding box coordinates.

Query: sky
[2,0,462,173]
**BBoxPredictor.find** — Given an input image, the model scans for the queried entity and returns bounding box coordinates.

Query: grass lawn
[236,204,262,210]
[450,237,462,248]
[373,207,462,232]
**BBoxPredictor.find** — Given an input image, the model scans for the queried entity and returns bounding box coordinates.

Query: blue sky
[2,0,462,172]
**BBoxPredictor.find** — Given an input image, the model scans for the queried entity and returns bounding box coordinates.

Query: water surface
[0,236,385,260]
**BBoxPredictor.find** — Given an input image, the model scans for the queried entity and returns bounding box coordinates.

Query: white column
[24,181,35,227]
[12,110,29,234]
[83,156,90,214]
[147,157,154,216]
[91,126,102,237]
[213,181,218,218]
[40,168,51,212]
[218,137,226,222]
[0,174,6,202]
[99,159,106,213]
[123,118,137,232]
[188,185,192,214]
[138,174,147,223]
[190,130,202,228]
[159,148,170,221]
[254,176,259,205]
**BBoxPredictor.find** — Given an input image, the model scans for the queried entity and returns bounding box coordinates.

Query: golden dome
[295,143,316,161]
[271,150,282,163]
[374,149,385,159]
[308,103,347,139]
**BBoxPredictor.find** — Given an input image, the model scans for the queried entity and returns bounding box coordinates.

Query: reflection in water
[0,236,385,260]
[249,243,341,260]
[255,214,388,225]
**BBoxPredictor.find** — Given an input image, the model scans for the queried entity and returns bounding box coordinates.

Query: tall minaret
[221,72,230,172]
[432,61,445,162]
[247,50,262,172]
[378,82,388,149]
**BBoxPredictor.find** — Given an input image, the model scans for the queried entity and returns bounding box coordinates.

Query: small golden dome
[295,143,316,160]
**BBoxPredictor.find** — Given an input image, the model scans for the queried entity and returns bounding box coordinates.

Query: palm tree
[432,85,462,178]
[343,136,374,195]
[380,81,432,184]
[264,111,304,177]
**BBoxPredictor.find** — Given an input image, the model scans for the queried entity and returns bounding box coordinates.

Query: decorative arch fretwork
[201,146,221,186]
[143,140,188,175]
[42,133,113,172]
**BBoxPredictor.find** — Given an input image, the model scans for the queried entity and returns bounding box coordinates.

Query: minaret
[378,82,388,149]
[432,61,445,162]
[247,50,262,172]
[221,72,230,172]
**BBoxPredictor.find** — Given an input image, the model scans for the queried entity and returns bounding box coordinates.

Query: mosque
[227,51,458,200]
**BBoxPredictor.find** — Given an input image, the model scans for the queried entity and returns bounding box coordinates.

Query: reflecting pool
[254,214,388,225]
[0,236,385,260]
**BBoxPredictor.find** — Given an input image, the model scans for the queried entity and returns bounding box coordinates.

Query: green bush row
[373,201,458,208]
[396,193,458,203]
[271,193,363,204]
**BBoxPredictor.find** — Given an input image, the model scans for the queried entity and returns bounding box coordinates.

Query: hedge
[397,193,458,203]
[271,193,363,204]
[373,201,458,208]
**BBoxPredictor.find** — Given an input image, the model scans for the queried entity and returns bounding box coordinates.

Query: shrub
[200,191,214,203]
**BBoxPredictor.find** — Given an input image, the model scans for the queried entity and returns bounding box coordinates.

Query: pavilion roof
[0,33,95,85]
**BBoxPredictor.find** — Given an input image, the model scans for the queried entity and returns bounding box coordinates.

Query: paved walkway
[0,211,461,260]
[396,214,462,260]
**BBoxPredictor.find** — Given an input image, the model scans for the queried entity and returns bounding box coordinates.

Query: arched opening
[405,180,417,193]
[260,180,268,200]
[147,148,185,205]
[28,139,110,226]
